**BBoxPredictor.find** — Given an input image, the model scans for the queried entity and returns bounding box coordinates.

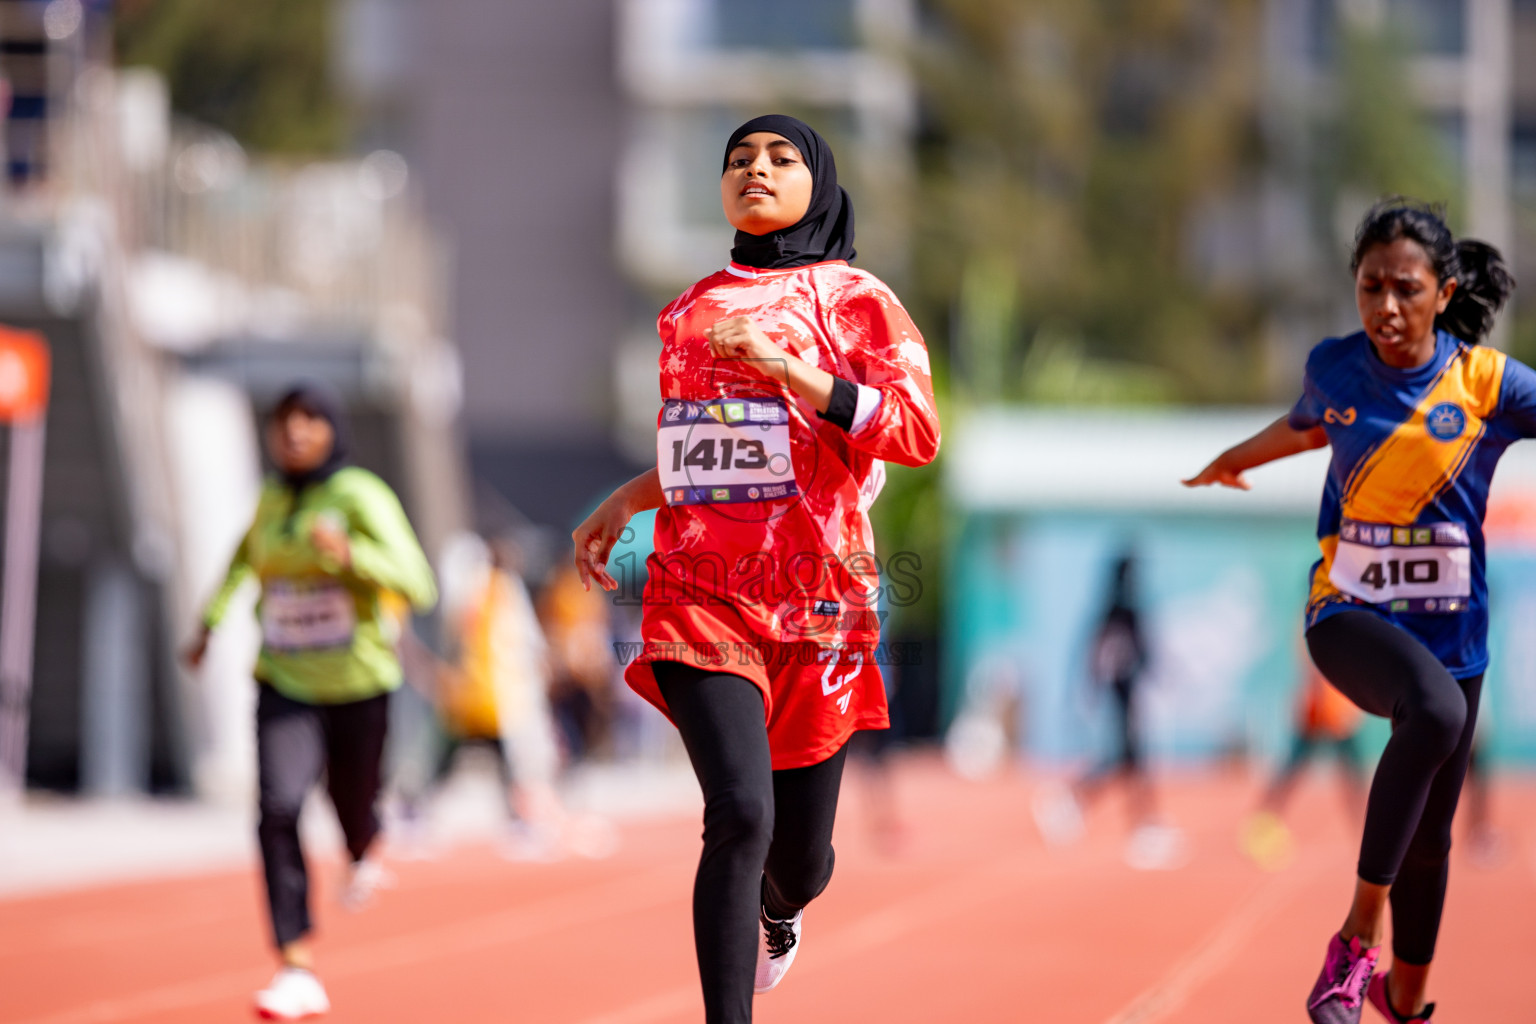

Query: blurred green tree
[1325,26,1458,207]
[911,0,1269,406]
[879,0,1272,649]
[907,1,1457,406]
[1293,20,1458,327]
[115,0,346,155]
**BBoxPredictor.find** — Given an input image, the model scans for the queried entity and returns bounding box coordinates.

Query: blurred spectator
[1033,552,1187,870]
[1242,658,1366,871]
[848,674,909,857]
[397,534,567,859]
[539,563,618,762]
[1462,737,1506,869]
[184,383,437,1019]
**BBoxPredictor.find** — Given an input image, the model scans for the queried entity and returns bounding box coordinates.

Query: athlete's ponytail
[1442,239,1514,345]
[1350,198,1515,345]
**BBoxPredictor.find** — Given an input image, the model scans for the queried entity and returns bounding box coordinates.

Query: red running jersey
[627,260,940,764]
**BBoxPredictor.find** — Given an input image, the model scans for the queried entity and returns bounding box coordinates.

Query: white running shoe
[339,857,394,911]
[754,908,803,994]
[1030,782,1085,847]
[1123,823,1189,871]
[253,968,330,1020]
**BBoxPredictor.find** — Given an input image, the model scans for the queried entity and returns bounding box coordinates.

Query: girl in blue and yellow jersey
[1187,200,1531,1024]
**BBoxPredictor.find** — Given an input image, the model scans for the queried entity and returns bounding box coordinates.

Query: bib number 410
[1359,558,1439,590]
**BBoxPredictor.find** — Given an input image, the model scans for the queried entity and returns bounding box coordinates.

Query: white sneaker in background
[1030,782,1085,847]
[1468,825,1508,870]
[564,813,620,860]
[339,857,394,911]
[1124,822,1189,871]
[391,810,436,862]
[253,968,330,1020]
[753,907,803,994]
[496,820,562,862]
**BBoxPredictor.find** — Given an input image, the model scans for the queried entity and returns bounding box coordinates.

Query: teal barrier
[946,510,1536,767]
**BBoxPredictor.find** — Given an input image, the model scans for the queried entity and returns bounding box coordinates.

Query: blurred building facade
[1254,0,1516,371]
[337,0,632,531]
[0,5,467,798]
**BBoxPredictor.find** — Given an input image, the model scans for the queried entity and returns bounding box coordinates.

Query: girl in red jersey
[572,115,939,1023]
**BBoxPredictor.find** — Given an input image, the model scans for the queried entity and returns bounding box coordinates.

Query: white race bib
[262,580,357,651]
[1328,518,1471,614]
[657,397,798,505]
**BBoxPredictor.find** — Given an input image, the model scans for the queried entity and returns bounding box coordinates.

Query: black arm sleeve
[815,376,859,432]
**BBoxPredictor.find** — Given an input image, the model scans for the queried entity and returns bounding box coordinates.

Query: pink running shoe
[1307,933,1379,1024]
[1367,973,1435,1022]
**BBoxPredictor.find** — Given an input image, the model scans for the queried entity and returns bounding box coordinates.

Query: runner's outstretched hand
[1182,455,1251,491]
[573,470,665,592]
[572,502,626,592]
[1182,416,1328,491]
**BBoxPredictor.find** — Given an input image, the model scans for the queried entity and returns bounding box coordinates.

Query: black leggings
[654,661,847,1024]
[1306,611,1483,965]
[256,684,391,948]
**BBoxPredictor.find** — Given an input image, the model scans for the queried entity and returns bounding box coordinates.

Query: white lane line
[1099,859,1323,1024]
[323,865,682,979]
[11,864,683,1024]
[570,851,1067,1024]
[575,988,701,1024]
[7,966,275,1024]
[0,900,244,959]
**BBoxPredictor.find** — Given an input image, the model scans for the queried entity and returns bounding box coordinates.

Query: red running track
[2,757,1532,1024]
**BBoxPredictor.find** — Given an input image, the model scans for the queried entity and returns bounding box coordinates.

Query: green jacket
[203,467,438,705]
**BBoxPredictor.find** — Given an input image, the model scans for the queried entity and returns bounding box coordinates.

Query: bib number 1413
[669,437,768,473]
[656,397,797,505]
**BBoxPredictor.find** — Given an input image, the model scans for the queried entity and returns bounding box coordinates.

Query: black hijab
[271,382,350,491]
[724,114,856,269]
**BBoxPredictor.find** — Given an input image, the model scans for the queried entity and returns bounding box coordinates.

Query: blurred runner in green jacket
[185,382,436,1022]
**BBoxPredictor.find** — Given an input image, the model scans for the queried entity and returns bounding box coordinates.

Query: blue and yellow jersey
[1289,330,1536,676]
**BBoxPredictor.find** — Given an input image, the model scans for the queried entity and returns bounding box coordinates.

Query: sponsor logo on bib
[1426,402,1466,441]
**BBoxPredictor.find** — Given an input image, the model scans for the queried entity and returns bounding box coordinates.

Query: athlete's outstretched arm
[572,468,664,592]
[184,517,258,669]
[1182,415,1327,491]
